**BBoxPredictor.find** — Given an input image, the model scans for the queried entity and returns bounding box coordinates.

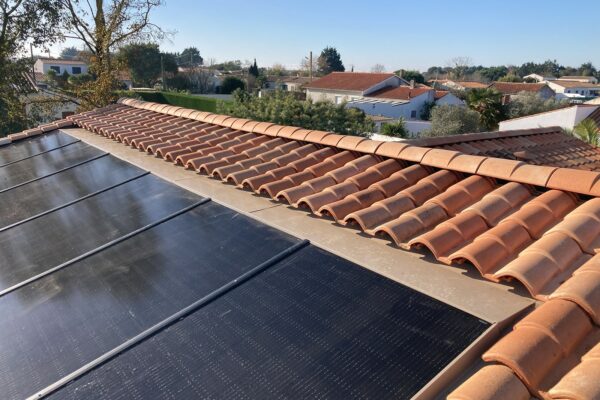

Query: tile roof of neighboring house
[366,86,432,100]
[559,76,598,81]
[586,106,600,126]
[14,98,600,399]
[406,126,600,171]
[490,82,548,94]
[304,72,396,91]
[454,81,490,89]
[434,90,449,99]
[550,80,600,88]
[36,57,87,65]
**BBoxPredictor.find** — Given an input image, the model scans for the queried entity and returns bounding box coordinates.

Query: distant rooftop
[304,72,397,91]
[36,57,87,65]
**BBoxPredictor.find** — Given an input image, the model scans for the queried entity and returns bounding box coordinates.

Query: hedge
[119,91,221,113]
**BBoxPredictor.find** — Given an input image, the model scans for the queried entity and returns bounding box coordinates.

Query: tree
[161,52,178,74]
[371,63,385,73]
[269,63,286,77]
[60,0,166,109]
[573,119,599,146]
[60,46,81,59]
[248,59,259,77]
[505,92,567,119]
[179,47,203,67]
[423,105,480,137]
[220,76,245,94]
[300,55,317,77]
[380,120,408,138]
[466,88,504,130]
[317,46,344,75]
[395,69,425,84]
[118,43,161,87]
[479,66,509,82]
[447,56,472,80]
[498,74,522,82]
[0,0,62,135]
[218,89,373,136]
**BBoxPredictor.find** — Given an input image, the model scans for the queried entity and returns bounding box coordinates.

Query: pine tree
[249,59,259,78]
[317,47,345,75]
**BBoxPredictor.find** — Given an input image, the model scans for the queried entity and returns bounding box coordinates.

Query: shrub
[380,119,408,138]
[422,105,481,137]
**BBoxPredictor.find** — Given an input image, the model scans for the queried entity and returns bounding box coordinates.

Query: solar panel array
[0,131,489,399]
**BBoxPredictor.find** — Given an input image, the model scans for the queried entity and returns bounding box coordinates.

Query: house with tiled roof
[305,72,408,103]
[547,80,600,101]
[499,104,600,132]
[429,79,490,91]
[490,82,556,104]
[3,97,600,399]
[34,57,88,76]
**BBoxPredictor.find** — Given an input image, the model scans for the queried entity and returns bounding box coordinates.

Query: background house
[498,104,599,131]
[34,58,88,76]
[428,79,489,91]
[547,80,600,101]
[305,72,408,104]
[490,82,556,104]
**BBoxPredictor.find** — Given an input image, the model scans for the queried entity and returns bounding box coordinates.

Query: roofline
[404,126,561,147]
[109,97,600,197]
[499,104,597,123]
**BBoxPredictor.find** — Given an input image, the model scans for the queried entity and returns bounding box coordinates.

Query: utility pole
[309,51,313,81]
[30,44,36,84]
[161,55,165,91]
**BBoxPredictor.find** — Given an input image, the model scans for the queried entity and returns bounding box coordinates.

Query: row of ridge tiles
[61,99,600,400]
[407,128,600,172]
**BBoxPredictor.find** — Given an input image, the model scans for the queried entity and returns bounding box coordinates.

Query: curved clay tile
[447,365,530,400]
[548,342,600,400]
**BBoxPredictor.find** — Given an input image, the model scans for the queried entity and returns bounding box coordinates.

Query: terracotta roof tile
[406,127,600,172]
[48,98,600,399]
[304,72,396,91]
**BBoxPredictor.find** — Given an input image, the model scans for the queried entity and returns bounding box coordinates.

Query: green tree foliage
[380,120,408,138]
[317,46,345,75]
[213,60,242,71]
[466,88,504,130]
[162,52,179,74]
[60,46,80,59]
[218,90,373,136]
[573,119,599,146]
[498,74,523,82]
[118,43,161,86]
[248,59,259,77]
[178,47,203,67]
[395,69,425,84]
[0,0,62,135]
[220,76,245,94]
[479,66,509,81]
[61,0,166,110]
[505,92,567,119]
[423,105,480,137]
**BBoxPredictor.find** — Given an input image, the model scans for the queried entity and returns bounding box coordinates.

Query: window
[335,96,342,104]
[50,66,60,73]
[72,67,81,74]
[410,110,417,119]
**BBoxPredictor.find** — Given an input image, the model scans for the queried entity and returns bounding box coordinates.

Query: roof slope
[490,82,548,94]
[15,98,600,399]
[550,80,600,88]
[367,86,432,100]
[304,72,395,91]
[406,127,600,171]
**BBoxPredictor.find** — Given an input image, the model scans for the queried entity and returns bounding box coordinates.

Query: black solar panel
[46,246,489,400]
[0,131,78,166]
[0,132,490,399]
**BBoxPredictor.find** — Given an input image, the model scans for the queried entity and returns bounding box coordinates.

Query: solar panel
[0,131,78,166]
[46,245,489,400]
[0,133,491,399]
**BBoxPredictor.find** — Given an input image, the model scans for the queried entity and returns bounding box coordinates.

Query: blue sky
[51,0,599,72]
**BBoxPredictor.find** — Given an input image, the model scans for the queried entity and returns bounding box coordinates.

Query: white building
[547,80,600,101]
[305,72,408,104]
[498,105,599,131]
[557,76,598,84]
[523,74,556,82]
[34,58,88,76]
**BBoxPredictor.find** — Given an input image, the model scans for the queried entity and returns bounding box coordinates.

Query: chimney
[410,79,415,89]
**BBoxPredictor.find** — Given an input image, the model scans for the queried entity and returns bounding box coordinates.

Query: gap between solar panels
[0,199,209,298]
[0,139,81,168]
[0,152,109,194]
[27,240,311,400]
[0,171,150,234]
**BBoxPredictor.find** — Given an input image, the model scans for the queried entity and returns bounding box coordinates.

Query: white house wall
[348,92,433,120]
[498,105,597,130]
[34,60,89,76]
[306,89,363,103]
